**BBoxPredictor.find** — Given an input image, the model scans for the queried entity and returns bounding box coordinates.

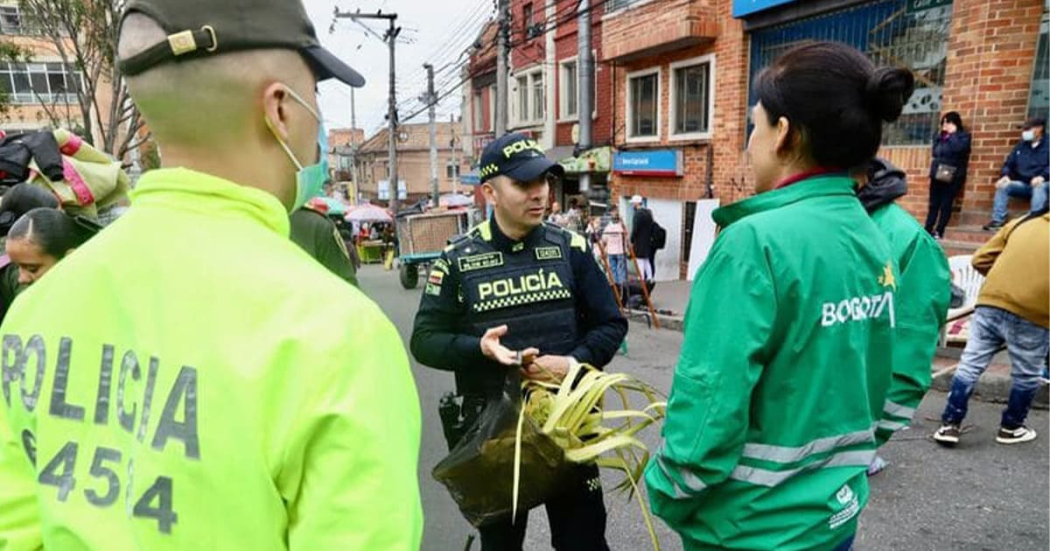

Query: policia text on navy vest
[2,334,198,535]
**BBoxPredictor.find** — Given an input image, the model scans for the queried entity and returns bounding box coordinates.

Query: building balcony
[603,0,719,62]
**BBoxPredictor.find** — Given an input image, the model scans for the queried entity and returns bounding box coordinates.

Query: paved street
[358,265,1049,551]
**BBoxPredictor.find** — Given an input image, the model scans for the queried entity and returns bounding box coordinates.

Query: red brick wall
[553,10,614,148]
[940,0,1044,224]
[608,0,750,207]
[609,0,1044,231]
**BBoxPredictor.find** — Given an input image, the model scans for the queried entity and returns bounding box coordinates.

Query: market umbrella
[346,203,393,223]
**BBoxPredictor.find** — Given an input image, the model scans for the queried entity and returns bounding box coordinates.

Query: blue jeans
[992,181,1049,222]
[831,535,855,551]
[941,307,1050,429]
[608,254,627,285]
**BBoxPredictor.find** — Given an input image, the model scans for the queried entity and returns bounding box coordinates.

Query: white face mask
[1022,130,1036,142]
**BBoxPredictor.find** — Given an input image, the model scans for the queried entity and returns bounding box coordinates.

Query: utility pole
[495,0,509,136]
[450,113,459,195]
[424,63,439,208]
[350,87,358,203]
[334,8,401,214]
[577,0,594,193]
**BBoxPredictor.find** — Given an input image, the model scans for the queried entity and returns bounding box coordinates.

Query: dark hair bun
[865,67,915,123]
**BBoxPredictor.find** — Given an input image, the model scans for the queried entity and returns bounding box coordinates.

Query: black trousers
[479,463,610,551]
[925,178,961,236]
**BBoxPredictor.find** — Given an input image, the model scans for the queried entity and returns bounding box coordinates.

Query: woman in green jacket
[645,42,913,551]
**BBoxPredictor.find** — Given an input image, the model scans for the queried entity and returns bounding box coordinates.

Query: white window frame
[558,54,598,123]
[625,66,662,143]
[513,67,545,127]
[487,85,496,132]
[669,54,716,141]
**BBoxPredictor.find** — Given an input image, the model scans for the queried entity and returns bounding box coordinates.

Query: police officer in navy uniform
[412,132,627,550]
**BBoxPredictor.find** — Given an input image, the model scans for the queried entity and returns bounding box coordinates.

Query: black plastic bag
[432,371,570,528]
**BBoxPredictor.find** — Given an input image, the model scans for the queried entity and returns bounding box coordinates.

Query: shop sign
[732,0,797,18]
[613,150,683,178]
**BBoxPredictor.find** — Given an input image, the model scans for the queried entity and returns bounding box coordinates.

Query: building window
[607,0,645,14]
[522,3,533,41]
[531,72,544,121]
[748,0,952,146]
[473,89,484,132]
[0,62,83,104]
[560,57,597,121]
[514,69,545,125]
[1028,11,1049,121]
[671,55,714,138]
[562,61,578,119]
[0,6,23,35]
[626,68,660,141]
[446,162,461,179]
[487,85,496,131]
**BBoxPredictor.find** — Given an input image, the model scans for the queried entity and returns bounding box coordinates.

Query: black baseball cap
[116,0,365,87]
[478,133,565,184]
[1023,116,1046,129]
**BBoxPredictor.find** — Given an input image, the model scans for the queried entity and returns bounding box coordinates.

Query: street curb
[931,363,1049,410]
[626,309,683,331]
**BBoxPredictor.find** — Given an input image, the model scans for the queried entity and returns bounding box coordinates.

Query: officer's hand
[1032,176,1046,188]
[995,176,1011,189]
[480,325,540,366]
[522,355,573,383]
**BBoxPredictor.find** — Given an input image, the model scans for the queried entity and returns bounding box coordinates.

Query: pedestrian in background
[855,158,951,475]
[629,195,654,283]
[602,207,628,292]
[925,111,971,239]
[935,206,1049,446]
[645,41,911,551]
[984,116,1048,230]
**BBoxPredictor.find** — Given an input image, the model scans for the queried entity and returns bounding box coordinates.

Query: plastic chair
[940,254,985,347]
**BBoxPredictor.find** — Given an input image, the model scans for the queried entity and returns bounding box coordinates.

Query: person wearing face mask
[0,1,422,550]
[411,132,627,551]
[645,42,909,551]
[984,116,1049,230]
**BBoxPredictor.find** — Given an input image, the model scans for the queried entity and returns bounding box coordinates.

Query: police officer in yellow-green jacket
[0,1,423,549]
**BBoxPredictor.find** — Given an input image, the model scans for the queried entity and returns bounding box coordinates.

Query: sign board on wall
[613,150,684,178]
[732,0,797,18]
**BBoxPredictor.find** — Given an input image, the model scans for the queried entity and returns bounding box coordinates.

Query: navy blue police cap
[478,132,565,184]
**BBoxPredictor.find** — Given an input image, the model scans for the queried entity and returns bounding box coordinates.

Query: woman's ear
[773,115,793,155]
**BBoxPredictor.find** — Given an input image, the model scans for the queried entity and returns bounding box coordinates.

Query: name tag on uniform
[535,246,562,261]
[458,252,504,272]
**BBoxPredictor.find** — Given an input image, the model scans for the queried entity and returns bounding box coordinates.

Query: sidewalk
[625,278,1048,409]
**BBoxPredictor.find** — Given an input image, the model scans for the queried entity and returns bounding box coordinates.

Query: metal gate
[748,0,954,146]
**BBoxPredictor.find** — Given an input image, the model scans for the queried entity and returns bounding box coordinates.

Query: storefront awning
[559,146,612,174]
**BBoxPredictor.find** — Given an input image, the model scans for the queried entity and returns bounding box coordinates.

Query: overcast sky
[304,0,491,138]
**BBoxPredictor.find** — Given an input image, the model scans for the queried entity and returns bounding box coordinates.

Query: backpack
[650,221,667,251]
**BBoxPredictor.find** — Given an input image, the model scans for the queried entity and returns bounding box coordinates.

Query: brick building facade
[601,0,1048,279]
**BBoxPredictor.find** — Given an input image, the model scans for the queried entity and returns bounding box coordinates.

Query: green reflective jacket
[0,168,422,550]
[869,204,950,445]
[645,176,897,551]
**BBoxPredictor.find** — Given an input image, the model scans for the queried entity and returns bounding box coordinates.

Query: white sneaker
[995,426,1037,445]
